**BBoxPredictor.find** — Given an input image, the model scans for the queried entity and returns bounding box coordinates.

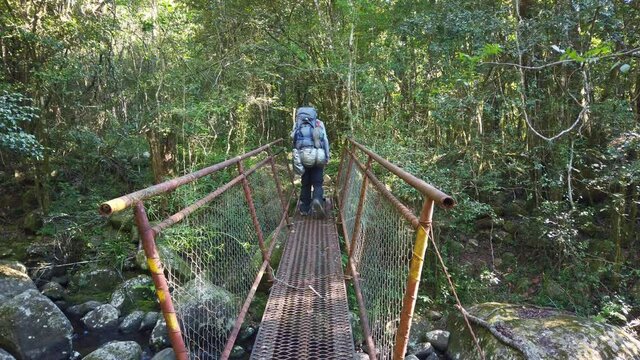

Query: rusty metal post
[350,261,378,360]
[133,202,188,360]
[283,147,298,201]
[393,199,435,360]
[266,147,291,227]
[348,155,372,258]
[336,140,348,196]
[339,143,357,213]
[237,161,273,282]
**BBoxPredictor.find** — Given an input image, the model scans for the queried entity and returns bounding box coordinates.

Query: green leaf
[561,49,585,63]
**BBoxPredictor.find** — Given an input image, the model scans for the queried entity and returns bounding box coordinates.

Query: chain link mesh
[142,152,292,359]
[339,154,418,360]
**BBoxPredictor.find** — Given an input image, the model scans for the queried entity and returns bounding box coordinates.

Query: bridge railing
[100,139,294,360]
[337,138,455,360]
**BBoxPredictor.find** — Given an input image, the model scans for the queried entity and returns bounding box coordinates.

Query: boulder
[354,353,370,360]
[119,310,145,334]
[22,210,43,233]
[109,275,155,311]
[447,302,640,360]
[40,281,65,301]
[404,356,419,360]
[151,348,176,360]
[239,325,257,341]
[66,300,103,317]
[108,212,135,232]
[81,304,120,331]
[0,263,36,298]
[70,268,120,293]
[157,243,192,280]
[140,311,160,331]
[83,341,142,360]
[0,289,73,360]
[0,348,16,360]
[150,319,170,351]
[425,330,449,352]
[230,345,245,359]
[425,353,438,360]
[172,278,235,341]
[0,261,26,274]
[407,342,433,359]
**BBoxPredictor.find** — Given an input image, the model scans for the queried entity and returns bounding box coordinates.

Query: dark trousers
[300,166,324,212]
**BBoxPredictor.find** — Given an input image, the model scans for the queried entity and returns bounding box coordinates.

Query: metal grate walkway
[251,212,356,359]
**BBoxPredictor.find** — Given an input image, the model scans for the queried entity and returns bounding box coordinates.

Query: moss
[66,289,112,305]
[125,299,158,314]
[447,303,640,359]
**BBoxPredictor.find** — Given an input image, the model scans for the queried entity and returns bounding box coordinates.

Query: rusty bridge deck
[251,212,356,359]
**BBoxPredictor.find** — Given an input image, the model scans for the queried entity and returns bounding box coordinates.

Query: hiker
[291,107,330,218]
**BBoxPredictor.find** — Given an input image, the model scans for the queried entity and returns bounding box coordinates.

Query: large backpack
[292,107,326,168]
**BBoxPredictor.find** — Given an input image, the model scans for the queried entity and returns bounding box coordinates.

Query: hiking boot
[312,199,325,219]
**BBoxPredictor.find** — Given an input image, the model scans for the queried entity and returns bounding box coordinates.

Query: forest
[1,0,639,359]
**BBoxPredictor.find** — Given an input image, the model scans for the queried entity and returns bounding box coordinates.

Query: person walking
[291,107,330,218]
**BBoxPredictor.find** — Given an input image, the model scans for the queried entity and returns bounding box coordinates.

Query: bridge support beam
[393,199,435,360]
[238,161,273,283]
[133,201,188,360]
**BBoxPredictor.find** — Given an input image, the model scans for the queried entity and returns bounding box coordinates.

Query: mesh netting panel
[248,166,284,248]
[337,156,349,202]
[342,161,363,247]
[156,183,262,359]
[275,156,294,199]
[351,182,416,359]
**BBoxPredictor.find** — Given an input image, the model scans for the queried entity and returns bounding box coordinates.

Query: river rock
[446,302,640,360]
[150,319,170,351]
[140,311,160,331]
[354,353,370,359]
[425,330,449,352]
[22,210,43,233]
[119,310,145,334]
[66,300,103,317]
[40,281,65,301]
[407,342,434,359]
[230,345,245,359]
[81,304,120,331]
[157,243,193,280]
[110,275,155,311]
[151,348,176,360]
[0,289,73,360]
[108,212,135,232]
[0,261,27,274]
[0,348,16,360]
[83,340,142,360]
[239,325,257,341]
[70,268,120,293]
[172,278,235,341]
[0,263,36,298]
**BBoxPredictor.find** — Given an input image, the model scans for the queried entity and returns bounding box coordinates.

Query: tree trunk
[146,129,176,184]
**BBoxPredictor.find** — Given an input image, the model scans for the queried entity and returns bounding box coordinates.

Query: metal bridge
[100,138,455,360]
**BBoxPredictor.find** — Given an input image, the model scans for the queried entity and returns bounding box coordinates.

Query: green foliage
[594,295,631,325]
[0,92,43,159]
